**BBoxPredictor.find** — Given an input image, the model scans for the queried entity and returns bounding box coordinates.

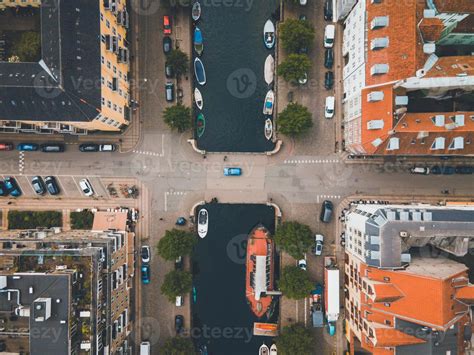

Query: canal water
[194,1,279,152]
[192,203,278,354]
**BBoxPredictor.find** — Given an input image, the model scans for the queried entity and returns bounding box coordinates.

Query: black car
[320,200,333,223]
[324,71,334,90]
[40,143,65,153]
[431,166,455,175]
[324,0,333,21]
[79,143,99,152]
[175,315,184,334]
[175,255,183,270]
[163,36,172,54]
[44,176,60,195]
[0,181,7,197]
[324,48,334,69]
[165,63,174,78]
[31,176,46,195]
[299,14,307,21]
[455,166,473,174]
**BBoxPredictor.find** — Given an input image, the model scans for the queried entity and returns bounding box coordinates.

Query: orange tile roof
[372,283,404,302]
[433,0,474,13]
[375,328,426,347]
[455,284,474,302]
[419,17,444,42]
[424,56,474,78]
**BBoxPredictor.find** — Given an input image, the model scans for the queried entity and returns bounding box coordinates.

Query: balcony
[117,47,129,64]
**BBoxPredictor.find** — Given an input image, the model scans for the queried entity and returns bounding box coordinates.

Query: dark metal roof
[0,0,101,122]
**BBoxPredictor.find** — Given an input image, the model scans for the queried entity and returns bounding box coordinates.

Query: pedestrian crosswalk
[317,194,342,203]
[284,158,339,164]
[18,152,25,175]
[132,150,163,157]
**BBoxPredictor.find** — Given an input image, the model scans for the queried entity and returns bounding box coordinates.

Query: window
[106,19,110,28]
[384,302,390,307]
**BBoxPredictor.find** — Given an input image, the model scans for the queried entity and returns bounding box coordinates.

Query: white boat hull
[194,88,203,110]
[197,209,208,238]
[263,90,274,115]
[264,55,274,85]
[264,119,273,140]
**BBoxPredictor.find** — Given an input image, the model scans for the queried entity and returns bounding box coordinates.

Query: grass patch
[70,210,94,230]
[8,210,62,229]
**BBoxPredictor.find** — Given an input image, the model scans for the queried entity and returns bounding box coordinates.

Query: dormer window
[370,64,389,75]
[371,16,389,30]
[370,37,389,50]
[449,137,464,150]
[431,137,445,150]
[386,137,399,151]
[431,115,445,127]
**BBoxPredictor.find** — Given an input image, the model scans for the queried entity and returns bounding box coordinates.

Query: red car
[163,16,171,35]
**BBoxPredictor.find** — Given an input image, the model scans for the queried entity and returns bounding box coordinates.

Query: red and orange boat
[246,225,274,318]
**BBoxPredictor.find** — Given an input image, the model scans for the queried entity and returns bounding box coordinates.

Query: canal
[194,1,279,153]
[192,203,278,354]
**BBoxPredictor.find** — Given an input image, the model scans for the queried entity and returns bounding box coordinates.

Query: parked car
[324,71,334,90]
[165,63,174,78]
[224,167,242,176]
[298,72,308,85]
[175,296,183,307]
[455,166,473,174]
[299,0,307,5]
[324,0,333,21]
[40,143,65,153]
[298,258,307,271]
[99,144,116,152]
[79,143,99,152]
[324,48,334,69]
[299,14,307,21]
[431,165,455,175]
[0,181,8,197]
[44,176,60,195]
[0,143,13,151]
[141,265,150,284]
[175,255,183,270]
[141,246,151,263]
[79,178,94,197]
[163,36,172,54]
[4,177,21,197]
[165,82,175,102]
[17,143,39,151]
[320,200,333,223]
[324,24,335,48]
[314,234,324,256]
[175,315,184,334]
[31,176,46,195]
[325,96,335,118]
[410,167,430,175]
[163,15,172,35]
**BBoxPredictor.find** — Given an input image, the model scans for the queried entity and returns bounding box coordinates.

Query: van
[140,341,151,355]
[41,143,65,153]
[320,200,333,223]
[165,83,174,102]
[325,96,335,119]
[324,24,335,48]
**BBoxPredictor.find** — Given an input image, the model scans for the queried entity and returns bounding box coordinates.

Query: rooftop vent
[401,253,412,263]
[372,138,383,147]
[423,43,436,54]
[395,96,408,106]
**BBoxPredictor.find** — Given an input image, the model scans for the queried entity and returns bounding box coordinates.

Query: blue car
[17,143,39,151]
[4,177,22,197]
[0,181,7,196]
[141,265,150,284]
[223,167,242,176]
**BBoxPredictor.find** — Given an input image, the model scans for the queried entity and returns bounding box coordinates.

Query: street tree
[278,103,313,137]
[163,104,192,132]
[278,266,313,300]
[279,18,314,53]
[277,54,311,83]
[12,32,41,62]
[162,336,194,354]
[157,228,196,261]
[166,49,189,78]
[161,270,193,302]
[275,323,313,355]
[274,221,313,259]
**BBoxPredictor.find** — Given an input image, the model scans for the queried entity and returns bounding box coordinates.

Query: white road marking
[284,159,339,164]
[164,190,187,211]
[71,176,82,193]
[318,195,342,200]
[18,152,25,175]
[56,177,70,196]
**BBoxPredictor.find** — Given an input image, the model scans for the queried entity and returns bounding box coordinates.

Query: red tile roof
[433,0,474,13]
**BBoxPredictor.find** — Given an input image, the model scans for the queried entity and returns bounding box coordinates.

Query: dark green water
[194,2,279,152]
[192,204,278,354]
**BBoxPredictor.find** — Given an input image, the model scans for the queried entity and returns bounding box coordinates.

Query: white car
[141,246,151,263]
[300,0,307,5]
[324,24,335,48]
[298,258,307,271]
[79,178,94,197]
[315,234,324,256]
[175,295,183,307]
[99,144,116,152]
[325,96,335,119]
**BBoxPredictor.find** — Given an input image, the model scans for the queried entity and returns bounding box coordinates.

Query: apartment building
[342,0,474,156]
[0,0,130,135]
[0,210,135,354]
[344,203,474,354]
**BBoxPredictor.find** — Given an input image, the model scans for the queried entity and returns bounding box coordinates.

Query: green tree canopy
[277,54,311,83]
[278,266,313,300]
[166,49,189,78]
[274,221,313,259]
[279,18,315,53]
[278,103,313,137]
[12,31,41,62]
[162,336,194,355]
[161,270,193,302]
[163,104,192,132]
[157,228,196,261]
[275,323,313,355]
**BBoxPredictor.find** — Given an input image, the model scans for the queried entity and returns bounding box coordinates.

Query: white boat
[263,90,274,115]
[192,1,201,22]
[264,55,274,85]
[263,20,275,49]
[197,208,208,238]
[259,343,270,355]
[264,119,273,140]
[270,344,277,355]
[194,88,203,110]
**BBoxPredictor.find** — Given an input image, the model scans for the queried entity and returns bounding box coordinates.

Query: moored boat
[270,344,277,355]
[194,87,203,109]
[196,113,206,138]
[264,119,273,140]
[194,57,206,85]
[194,27,204,56]
[259,343,270,355]
[197,208,208,238]
[263,20,275,49]
[264,54,274,85]
[246,225,274,318]
[263,90,274,115]
[192,1,201,22]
